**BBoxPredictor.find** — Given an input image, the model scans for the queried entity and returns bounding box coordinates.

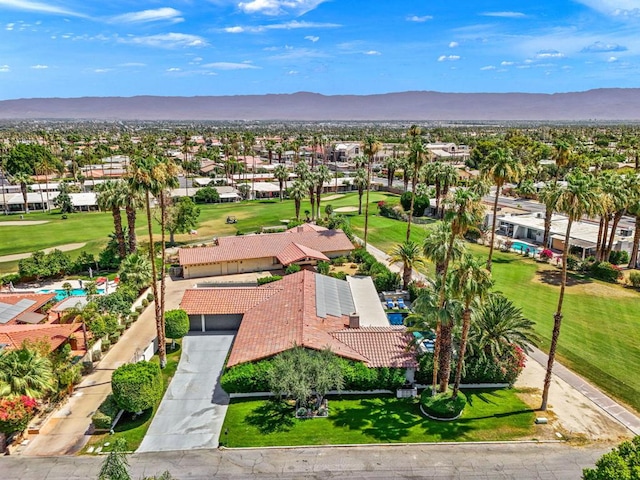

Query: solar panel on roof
[0,298,37,324]
[315,274,355,318]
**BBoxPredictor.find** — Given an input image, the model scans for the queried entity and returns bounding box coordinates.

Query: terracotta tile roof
[0,292,56,325]
[330,327,418,368]
[178,229,353,266]
[225,271,366,367]
[180,287,279,315]
[287,223,327,233]
[0,323,82,352]
[277,243,329,266]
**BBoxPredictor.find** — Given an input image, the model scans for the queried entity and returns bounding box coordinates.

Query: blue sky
[1,0,640,99]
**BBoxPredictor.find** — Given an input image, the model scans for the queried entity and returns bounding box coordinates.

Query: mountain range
[1,89,640,121]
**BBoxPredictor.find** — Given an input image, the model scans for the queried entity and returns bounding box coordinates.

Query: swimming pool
[387,312,407,326]
[39,288,105,302]
[511,240,538,253]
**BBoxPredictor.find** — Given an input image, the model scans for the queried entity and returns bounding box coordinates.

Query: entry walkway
[137,332,235,452]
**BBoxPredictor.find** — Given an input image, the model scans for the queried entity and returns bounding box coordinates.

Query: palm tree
[385,153,398,188]
[118,252,152,292]
[541,170,600,411]
[0,347,55,398]
[537,182,562,248]
[481,147,522,271]
[288,180,307,220]
[627,194,640,269]
[314,165,333,219]
[12,171,32,213]
[423,222,464,277]
[128,156,167,368]
[353,168,368,215]
[274,164,288,201]
[125,187,145,254]
[96,180,127,259]
[469,293,538,360]
[362,135,382,248]
[35,156,56,212]
[406,127,427,241]
[388,240,426,289]
[449,254,493,399]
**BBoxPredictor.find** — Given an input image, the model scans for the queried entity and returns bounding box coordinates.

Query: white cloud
[224,20,339,33]
[31,64,48,69]
[364,50,381,55]
[448,41,459,48]
[203,62,260,70]
[237,0,327,16]
[0,0,86,17]
[438,55,460,62]
[406,15,433,22]
[535,49,565,58]
[480,65,495,70]
[166,67,181,72]
[118,62,146,67]
[0,64,9,72]
[268,46,328,60]
[120,33,208,49]
[93,68,111,73]
[305,35,319,42]
[608,56,618,62]
[480,11,526,18]
[500,61,514,66]
[574,0,640,17]
[110,8,183,24]
[581,41,627,52]
[6,22,14,30]
[287,70,298,75]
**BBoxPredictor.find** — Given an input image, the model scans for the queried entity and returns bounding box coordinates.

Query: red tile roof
[0,323,82,352]
[277,242,329,266]
[178,228,353,266]
[330,328,418,368]
[0,292,56,325]
[180,287,279,315]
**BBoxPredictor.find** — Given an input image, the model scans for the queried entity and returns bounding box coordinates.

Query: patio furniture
[385,298,396,309]
[397,298,406,309]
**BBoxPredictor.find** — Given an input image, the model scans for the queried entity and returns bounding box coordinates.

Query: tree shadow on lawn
[536,270,592,287]
[113,407,153,433]
[245,400,295,435]
[463,390,534,421]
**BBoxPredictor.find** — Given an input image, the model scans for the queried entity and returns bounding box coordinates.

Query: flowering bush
[0,396,38,434]
[540,249,553,261]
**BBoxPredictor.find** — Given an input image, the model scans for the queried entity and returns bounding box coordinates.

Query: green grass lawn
[83,341,182,453]
[220,390,536,447]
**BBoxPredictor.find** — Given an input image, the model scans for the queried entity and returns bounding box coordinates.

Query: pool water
[511,241,538,253]
[39,288,105,302]
[387,312,407,325]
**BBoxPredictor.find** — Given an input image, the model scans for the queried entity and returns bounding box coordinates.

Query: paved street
[0,443,611,479]
[138,332,235,452]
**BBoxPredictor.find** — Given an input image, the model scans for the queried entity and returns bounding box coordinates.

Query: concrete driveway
[137,332,235,452]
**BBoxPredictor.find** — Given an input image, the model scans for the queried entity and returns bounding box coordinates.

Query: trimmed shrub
[284,264,301,275]
[608,250,629,265]
[141,299,149,308]
[331,256,347,266]
[257,275,282,285]
[420,389,467,419]
[317,261,330,275]
[146,292,155,302]
[590,261,623,283]
[108,332,121,344]
[91,394,120,430]
[329,271,348,280]
[100,339,111,352]
[629,271,640,288]
[165,309,189,343]
[220,361,272,393]
[565,255,581,271]
[111,361,162,413]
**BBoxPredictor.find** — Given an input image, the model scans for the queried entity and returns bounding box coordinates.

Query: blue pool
[511,241,538,253]
[39,288,105,302]
[387,312,407,326]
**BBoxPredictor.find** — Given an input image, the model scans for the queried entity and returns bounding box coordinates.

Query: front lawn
[220,390,536,447]
[82,341,182,453]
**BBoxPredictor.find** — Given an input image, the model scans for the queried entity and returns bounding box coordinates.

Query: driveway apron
[137,332,234,452]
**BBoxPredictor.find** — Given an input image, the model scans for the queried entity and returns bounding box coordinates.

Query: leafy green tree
[98,438,131,480]
[0,348,55,398]
[111,361,162,413]
[166,197,200,244]
[96,181,127,259]
[583,436,640,480]
[6,143,59,177]
[54,189,74,214]
[164,309,189,349]
[193,186,220,204]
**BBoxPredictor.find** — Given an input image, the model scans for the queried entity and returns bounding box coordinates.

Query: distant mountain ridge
[1,89,640,121]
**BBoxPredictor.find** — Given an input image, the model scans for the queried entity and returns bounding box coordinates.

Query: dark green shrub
[629,271,640,288]
[285,264,301,275]
[220,361,272,393]
[101,339,111,352]
[329,271,348,280]
[108,333,121,344]
[111,361,162,413]
[257,275,282,285]
[135,305,144,313]
[590,261,623,283]
[373,270,401,292]
[331,256,347,266]
[91,394,120,430]
[583,436,640,480]
[420,389,467,419]
[165,309,189,343]
[565,255,581,271]
[141,299,149,308]
[317,261,330,275]
[146,292,155,302]
[608,250,629,265]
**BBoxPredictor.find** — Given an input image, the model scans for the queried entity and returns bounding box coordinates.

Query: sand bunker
[0,242,86,263]
[0,220,50,226]
[334,206,359,213]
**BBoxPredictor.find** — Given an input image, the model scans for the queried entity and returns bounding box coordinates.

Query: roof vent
[349,312,360,329]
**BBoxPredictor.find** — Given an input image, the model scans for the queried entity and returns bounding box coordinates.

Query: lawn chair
[397,298,406,309]
[385,298,396,309]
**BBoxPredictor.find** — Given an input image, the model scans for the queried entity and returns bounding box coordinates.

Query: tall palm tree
[469,293,538,359]
[449,254,493,399]
[314,165,333,219]
[288,180,307,220]
[481,147,522,271]
[125,187,145,254]
[627,193,640,269]
[537,182,562,248]
[423,222,464,277]
[362,135,382,248]
[388,240,426,289]
[541,171,600,411]
[96,180,127,259]
[406,128,427,241]
[128,156,167,368]
[12,171,32,213]
[274,164,288,201]
[35,156,56,212]
[0,347,55,398]
[353,168,367,215]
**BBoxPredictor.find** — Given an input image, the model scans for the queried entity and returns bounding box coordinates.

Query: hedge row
[91,394,120,430]
[220,357,407,394]
[111,361,163,413]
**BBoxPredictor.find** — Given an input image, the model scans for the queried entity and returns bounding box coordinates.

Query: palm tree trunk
[596,217,606,261]
[605,211,624,260]
[543,207,552,248]
[358,190,363,215]
[126,205,137,253]
[295,199,301,220]
[145,191,166,368]
[439,321,453,393]
[486,186,500,271]
[112,207,127,258]
[541,218,573,410]
[431,322,442,396]
[21,183,28,213]
[363,160,372,247]
[628,216,640,269]
[452,307,472,399]
[402,263,411,290]
[406,165,418,241]
[159,192,168,369]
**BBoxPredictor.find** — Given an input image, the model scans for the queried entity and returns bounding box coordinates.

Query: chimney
[349,313,360,329]
[297,225,304,233]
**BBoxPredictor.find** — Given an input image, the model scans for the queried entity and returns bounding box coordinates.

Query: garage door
[204,314,242,331]
[189,315,202,332]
